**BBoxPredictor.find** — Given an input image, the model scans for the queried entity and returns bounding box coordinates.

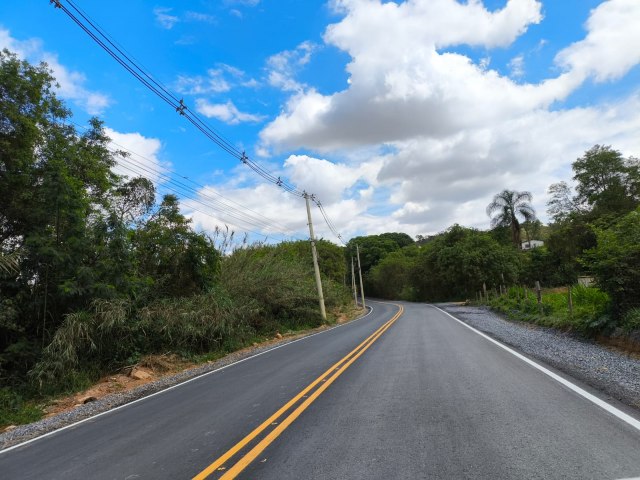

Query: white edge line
[432,305,640,433]
[0,305,377,454]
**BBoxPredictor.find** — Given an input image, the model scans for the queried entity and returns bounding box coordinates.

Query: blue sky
[2,0,639,242]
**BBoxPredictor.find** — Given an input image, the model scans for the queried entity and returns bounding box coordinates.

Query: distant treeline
[346,145,640,332]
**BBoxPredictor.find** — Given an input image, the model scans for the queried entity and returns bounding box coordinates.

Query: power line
[50,0,345,243]
[66,120,305,241]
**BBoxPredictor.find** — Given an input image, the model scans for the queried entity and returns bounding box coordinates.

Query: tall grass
[28,243,350,397]
[487,285,611,334]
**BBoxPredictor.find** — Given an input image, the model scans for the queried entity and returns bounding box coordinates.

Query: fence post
[535,281,542,313]
[483,282,487,302]
[568,285,574,318]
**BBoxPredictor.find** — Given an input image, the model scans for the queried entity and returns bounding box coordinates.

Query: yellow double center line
[193,303,403,480]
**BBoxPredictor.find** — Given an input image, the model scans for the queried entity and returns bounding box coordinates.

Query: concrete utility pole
[351,257,358,308]
[356,244,366,310]
[304,193,327,321]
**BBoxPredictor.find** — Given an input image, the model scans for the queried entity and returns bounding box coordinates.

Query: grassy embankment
[1,247,358,429]
[484,285,640,337]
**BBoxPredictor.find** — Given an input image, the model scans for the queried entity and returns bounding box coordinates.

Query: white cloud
[153,7,179,29]
[224,0,260,7]
[555,0,640,82]
[184,11,217,24]
[266,41,316,92]
[284,154,383,203]
[195,99,265,124]
[105,128,169,185]
[0,28,110,115]
[254,0,640,236]
[175,64,258,95]
[508,54,525,79]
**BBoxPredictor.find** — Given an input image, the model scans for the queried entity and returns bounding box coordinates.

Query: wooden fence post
[535,281,542,313]
[568,285,574,318]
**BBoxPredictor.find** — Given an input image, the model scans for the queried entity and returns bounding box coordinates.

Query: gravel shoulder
[438,303,640,411]
[0,309,369,451]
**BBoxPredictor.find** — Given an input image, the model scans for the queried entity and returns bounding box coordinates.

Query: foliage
[584,207,640,318]
[621,308,640,333]
[367,246,420,300]
[487,286,611,335]
[345,232,414,281]
[0,51,352,412]
[133,194,220,297]
[412,225,520,301]
[546,181,577,223]
[0,388,42,427]
[573,145,639,217]
[486,190,536,248]
[272,239,346,284]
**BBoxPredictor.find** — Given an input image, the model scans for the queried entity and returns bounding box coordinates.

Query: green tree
[412,225,520,301]
[133,194,219,297]
[0,50,126,385]
[273,239,345,284]
[486,190,536,248]
[345,233,414,276]
[368,246,419,300]
[573,145,639,217]
[585,207,640,318]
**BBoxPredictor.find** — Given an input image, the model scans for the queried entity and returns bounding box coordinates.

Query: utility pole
[356,244,366,310]
[351,257,358,308]
[304,193,327,321]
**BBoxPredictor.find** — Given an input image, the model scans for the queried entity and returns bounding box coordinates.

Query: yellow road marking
[192,304,403,480]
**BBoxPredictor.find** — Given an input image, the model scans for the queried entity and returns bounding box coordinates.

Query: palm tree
[486,190,536,248]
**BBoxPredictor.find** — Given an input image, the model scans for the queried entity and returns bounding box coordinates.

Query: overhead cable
[51,0,345,242]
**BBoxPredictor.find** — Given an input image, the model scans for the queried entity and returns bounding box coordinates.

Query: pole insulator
[176,99,187,115]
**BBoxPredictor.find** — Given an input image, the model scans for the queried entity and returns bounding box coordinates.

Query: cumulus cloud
[106,128,169,185]
[0,28,110,115]
[555,0,640,82]
[195,99,265,124]
[254,0,640,235]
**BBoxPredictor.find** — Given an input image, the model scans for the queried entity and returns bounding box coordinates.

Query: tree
[273,239,346,284]
[345,233,414,276]
[133,194,219,297]
[411,225,520,301]
[368,246,419,300]
[585,207,640,318]
[486,190,536,248]
[546,181,576,223]
[573,145,639,217]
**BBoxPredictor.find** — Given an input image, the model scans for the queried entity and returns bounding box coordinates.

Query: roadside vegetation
[2,48,639,429]
[345,146,639,342]
[0,50,352,427]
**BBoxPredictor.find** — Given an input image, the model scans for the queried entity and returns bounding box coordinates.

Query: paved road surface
[1,301,640,479]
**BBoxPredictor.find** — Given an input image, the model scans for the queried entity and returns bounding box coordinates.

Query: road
[1,301,640,479]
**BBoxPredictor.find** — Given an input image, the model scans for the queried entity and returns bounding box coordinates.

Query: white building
[521,240,544,250]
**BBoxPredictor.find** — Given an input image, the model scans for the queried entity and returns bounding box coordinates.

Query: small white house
[521,240,544,250]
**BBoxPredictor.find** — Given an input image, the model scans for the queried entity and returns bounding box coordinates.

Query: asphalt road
[2,301,640,479]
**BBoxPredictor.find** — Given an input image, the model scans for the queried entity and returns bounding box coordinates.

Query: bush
[29,243,350,394]
[486,285,611,335]
[0,388,42,427]
[585,207,640,318]
[621,308,640,333]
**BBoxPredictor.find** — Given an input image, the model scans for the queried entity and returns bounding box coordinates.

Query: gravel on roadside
[437,303,640,411]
